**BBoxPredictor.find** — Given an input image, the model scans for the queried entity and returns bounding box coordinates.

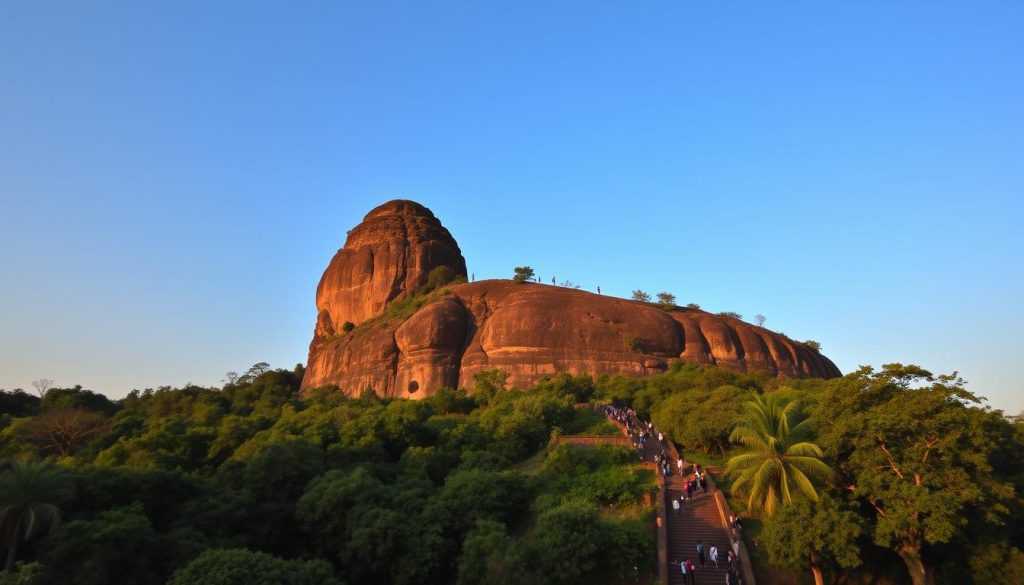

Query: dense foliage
[0,368,654,584]
[1,360,1020,585]
[591,361,1024,585]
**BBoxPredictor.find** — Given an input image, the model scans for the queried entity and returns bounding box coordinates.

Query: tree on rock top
[512,266,535,284]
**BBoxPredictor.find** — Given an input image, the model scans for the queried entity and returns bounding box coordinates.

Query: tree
[21,408,110,457]
[804,340,822,351]
[631,290,651,303]
[0,391,39,417]
[457,520,524,585]
[527,503,606,584]
[30,380,54,399]
[223,371,240,385]
[755,314,766,327]
[652,385,746,455]
[40,385,115,415]
[686,302,701,309]
[759,495,863,585]
[239,362,271,383]
[813,364,1015,585]
[37,502,162,584]
[655,292,676,307]
[512,266,535,284]
[0,461,72,570]
[168,548,339,585]
[725,393,833,516]
[473,370,509,405]
[718,311,743,319]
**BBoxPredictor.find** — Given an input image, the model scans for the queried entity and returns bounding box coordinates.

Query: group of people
[676,539,743,584]
[597,405,746,584]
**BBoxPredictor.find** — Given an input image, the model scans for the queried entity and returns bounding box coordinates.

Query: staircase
[656,448,731,584]
[601,406,748,585]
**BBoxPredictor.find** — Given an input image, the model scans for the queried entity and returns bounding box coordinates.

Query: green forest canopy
[0,361,1020,585]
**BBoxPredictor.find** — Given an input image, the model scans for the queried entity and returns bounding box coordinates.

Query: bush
[622,333,640,353]
[422,265,464,294]
[717,311,742,319]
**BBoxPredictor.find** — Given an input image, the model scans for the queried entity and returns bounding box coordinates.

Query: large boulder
[313,200,466,335]
[301,201,841,397]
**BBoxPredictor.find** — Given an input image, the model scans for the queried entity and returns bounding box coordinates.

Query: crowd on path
[598,404,746,585]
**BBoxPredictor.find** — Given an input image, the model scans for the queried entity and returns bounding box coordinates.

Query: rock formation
[313,200,467,337]
[302,200,841,397]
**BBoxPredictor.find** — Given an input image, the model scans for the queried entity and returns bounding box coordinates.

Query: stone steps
[637,425,740,585]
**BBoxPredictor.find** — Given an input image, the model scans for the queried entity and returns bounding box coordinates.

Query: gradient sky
[2,2,1022,413]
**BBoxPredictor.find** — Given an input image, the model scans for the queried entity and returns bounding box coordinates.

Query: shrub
[622,333,640,353]
[422,265,463,294]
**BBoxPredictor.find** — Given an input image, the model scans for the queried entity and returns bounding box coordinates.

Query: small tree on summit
[755,314,766,327]
[656,292,676,307]
[512,266,535,284]
[631,290,651,302]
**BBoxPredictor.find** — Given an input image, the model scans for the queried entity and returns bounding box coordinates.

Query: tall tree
[725,393,833,516]
[759,495,863,585]
[813,364,1016,585]
[0,461,72,570]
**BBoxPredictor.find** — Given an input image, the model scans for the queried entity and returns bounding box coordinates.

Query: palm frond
[785,464,822,501]
[785,442,824,458]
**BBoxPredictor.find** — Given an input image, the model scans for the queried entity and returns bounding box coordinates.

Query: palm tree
[0,460,73,570]
[725,393,832,516]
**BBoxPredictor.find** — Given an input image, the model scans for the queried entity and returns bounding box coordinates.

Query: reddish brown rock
[314,200,466,332]
[302,201,841,397]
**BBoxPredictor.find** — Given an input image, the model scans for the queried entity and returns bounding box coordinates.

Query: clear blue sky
[2,2,1021,413]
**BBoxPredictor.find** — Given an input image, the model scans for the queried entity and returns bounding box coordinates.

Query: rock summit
[302,200,841,397]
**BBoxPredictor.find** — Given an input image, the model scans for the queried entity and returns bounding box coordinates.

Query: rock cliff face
[313,200,467,336]
[302,201,841,397]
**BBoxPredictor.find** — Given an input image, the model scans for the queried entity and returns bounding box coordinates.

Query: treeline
[0,367,654,585]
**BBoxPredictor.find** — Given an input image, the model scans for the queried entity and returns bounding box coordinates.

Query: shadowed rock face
[302,201,841,397]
